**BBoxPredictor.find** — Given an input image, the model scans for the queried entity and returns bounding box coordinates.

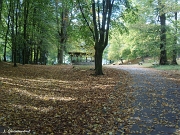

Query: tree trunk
[171,4,178,65]
[22,0,29,65]
[14,0,19,67]
[95,43,103,75]
[3,40,7,62]
[3,4,11,62]
[0,0,3,21]
[158,0,167,65]
[40,49,43,64]
[3,0,13,62]
[33,45,36,64]
[39,49,47,65]
[171,49,177,65]
[55,0,69,64]
[57,45,64,64]
[10,0,17,67]
[17,47,21,63]
[13,32,17,67]
[78,0,114,75]
[30,46,33,64]
[36,46,39,64]
[159,49,167,65]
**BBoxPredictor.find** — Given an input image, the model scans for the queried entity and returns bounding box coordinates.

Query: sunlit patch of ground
[0,62,131,134]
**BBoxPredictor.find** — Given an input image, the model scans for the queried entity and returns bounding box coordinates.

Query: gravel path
[110,65,180,135]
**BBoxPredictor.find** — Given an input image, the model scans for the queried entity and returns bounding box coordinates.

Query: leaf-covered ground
[0,62,133,134]
[110,65,180,135]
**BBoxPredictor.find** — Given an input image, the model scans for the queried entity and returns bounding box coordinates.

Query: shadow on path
[109,65,180,135]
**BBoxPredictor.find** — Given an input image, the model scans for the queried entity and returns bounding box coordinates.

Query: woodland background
[0,0,180,68]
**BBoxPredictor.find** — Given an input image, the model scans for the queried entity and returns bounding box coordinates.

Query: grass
[153,65,180,70]
[139,61,180,79]
[139,59,180,70]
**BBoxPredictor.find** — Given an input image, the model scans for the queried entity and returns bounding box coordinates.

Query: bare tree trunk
[22,0,29,64]
[0,0,3,21]
[32,8,36,64]
[57,46,64,64]
[92,0,114,75]
[3,2,11,62]
[55,0,68,64]
[10,0,17,67]
[158,0,167,65]
[34,45,37,64]
[29,46,33,64]
[36,46,40,64]
[171,0,178,65]
[14,0,20,67]
[95,44,103,75]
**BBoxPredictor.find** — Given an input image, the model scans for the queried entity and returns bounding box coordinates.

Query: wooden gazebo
[68,52,94,64]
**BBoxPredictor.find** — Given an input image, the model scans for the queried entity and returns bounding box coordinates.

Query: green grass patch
[139,58,180,70]
[139,62,180,71]
[153,65,180,70]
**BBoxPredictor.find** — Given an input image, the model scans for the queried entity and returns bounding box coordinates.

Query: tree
[54,0,70,64]
[0,0,2,21]
[3,0,11,62]
[77,0,114,75]
[106,0,180,65]
[22,0,30,64]
[0,0,56,65]
[171,0,178,65]
[9,0,17,67]
[158,0,168,65]
[93,0,115,75]
[78,0,135,75]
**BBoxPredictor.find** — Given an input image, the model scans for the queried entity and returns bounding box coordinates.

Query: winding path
[110,65,180,135]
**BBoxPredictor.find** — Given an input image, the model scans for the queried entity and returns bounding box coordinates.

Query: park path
[109,65,180,135]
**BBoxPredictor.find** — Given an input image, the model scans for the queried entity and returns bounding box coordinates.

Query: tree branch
[97,0,101,31]
[77,0,95,40]
[92,0,99,42]
[104,0,114,49]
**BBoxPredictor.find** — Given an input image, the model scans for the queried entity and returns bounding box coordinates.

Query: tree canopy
[0,0,180,71]
[108,0,180,65]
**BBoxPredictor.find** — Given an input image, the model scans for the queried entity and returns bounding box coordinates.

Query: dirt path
[108,65,180,135]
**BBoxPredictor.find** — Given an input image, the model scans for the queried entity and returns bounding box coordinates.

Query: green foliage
[1,0,179,65]
[108,0,180,63]
[0,0,59,63]
[108,23,161,62]
[121,47,131,59]
[108,30,122,61]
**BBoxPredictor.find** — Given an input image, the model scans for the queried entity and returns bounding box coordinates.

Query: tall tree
[78,0,134,75]
[22,0,30,64]
[78,0,113,75]
[55,0,71,64]
[171,0,178,65]
[3,0,11,62]
[0,0,2,21]
[10,0,17,66]
[158,0,167,65]
[92,0,114,75]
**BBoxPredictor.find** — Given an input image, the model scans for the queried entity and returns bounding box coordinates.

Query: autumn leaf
[0,62,132,134]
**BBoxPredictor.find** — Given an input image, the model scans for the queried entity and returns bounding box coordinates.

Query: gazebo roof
[68,52,90,56]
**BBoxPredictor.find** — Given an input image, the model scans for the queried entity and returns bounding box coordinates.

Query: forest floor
[0,62,179,134]
[0,62,132,134]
